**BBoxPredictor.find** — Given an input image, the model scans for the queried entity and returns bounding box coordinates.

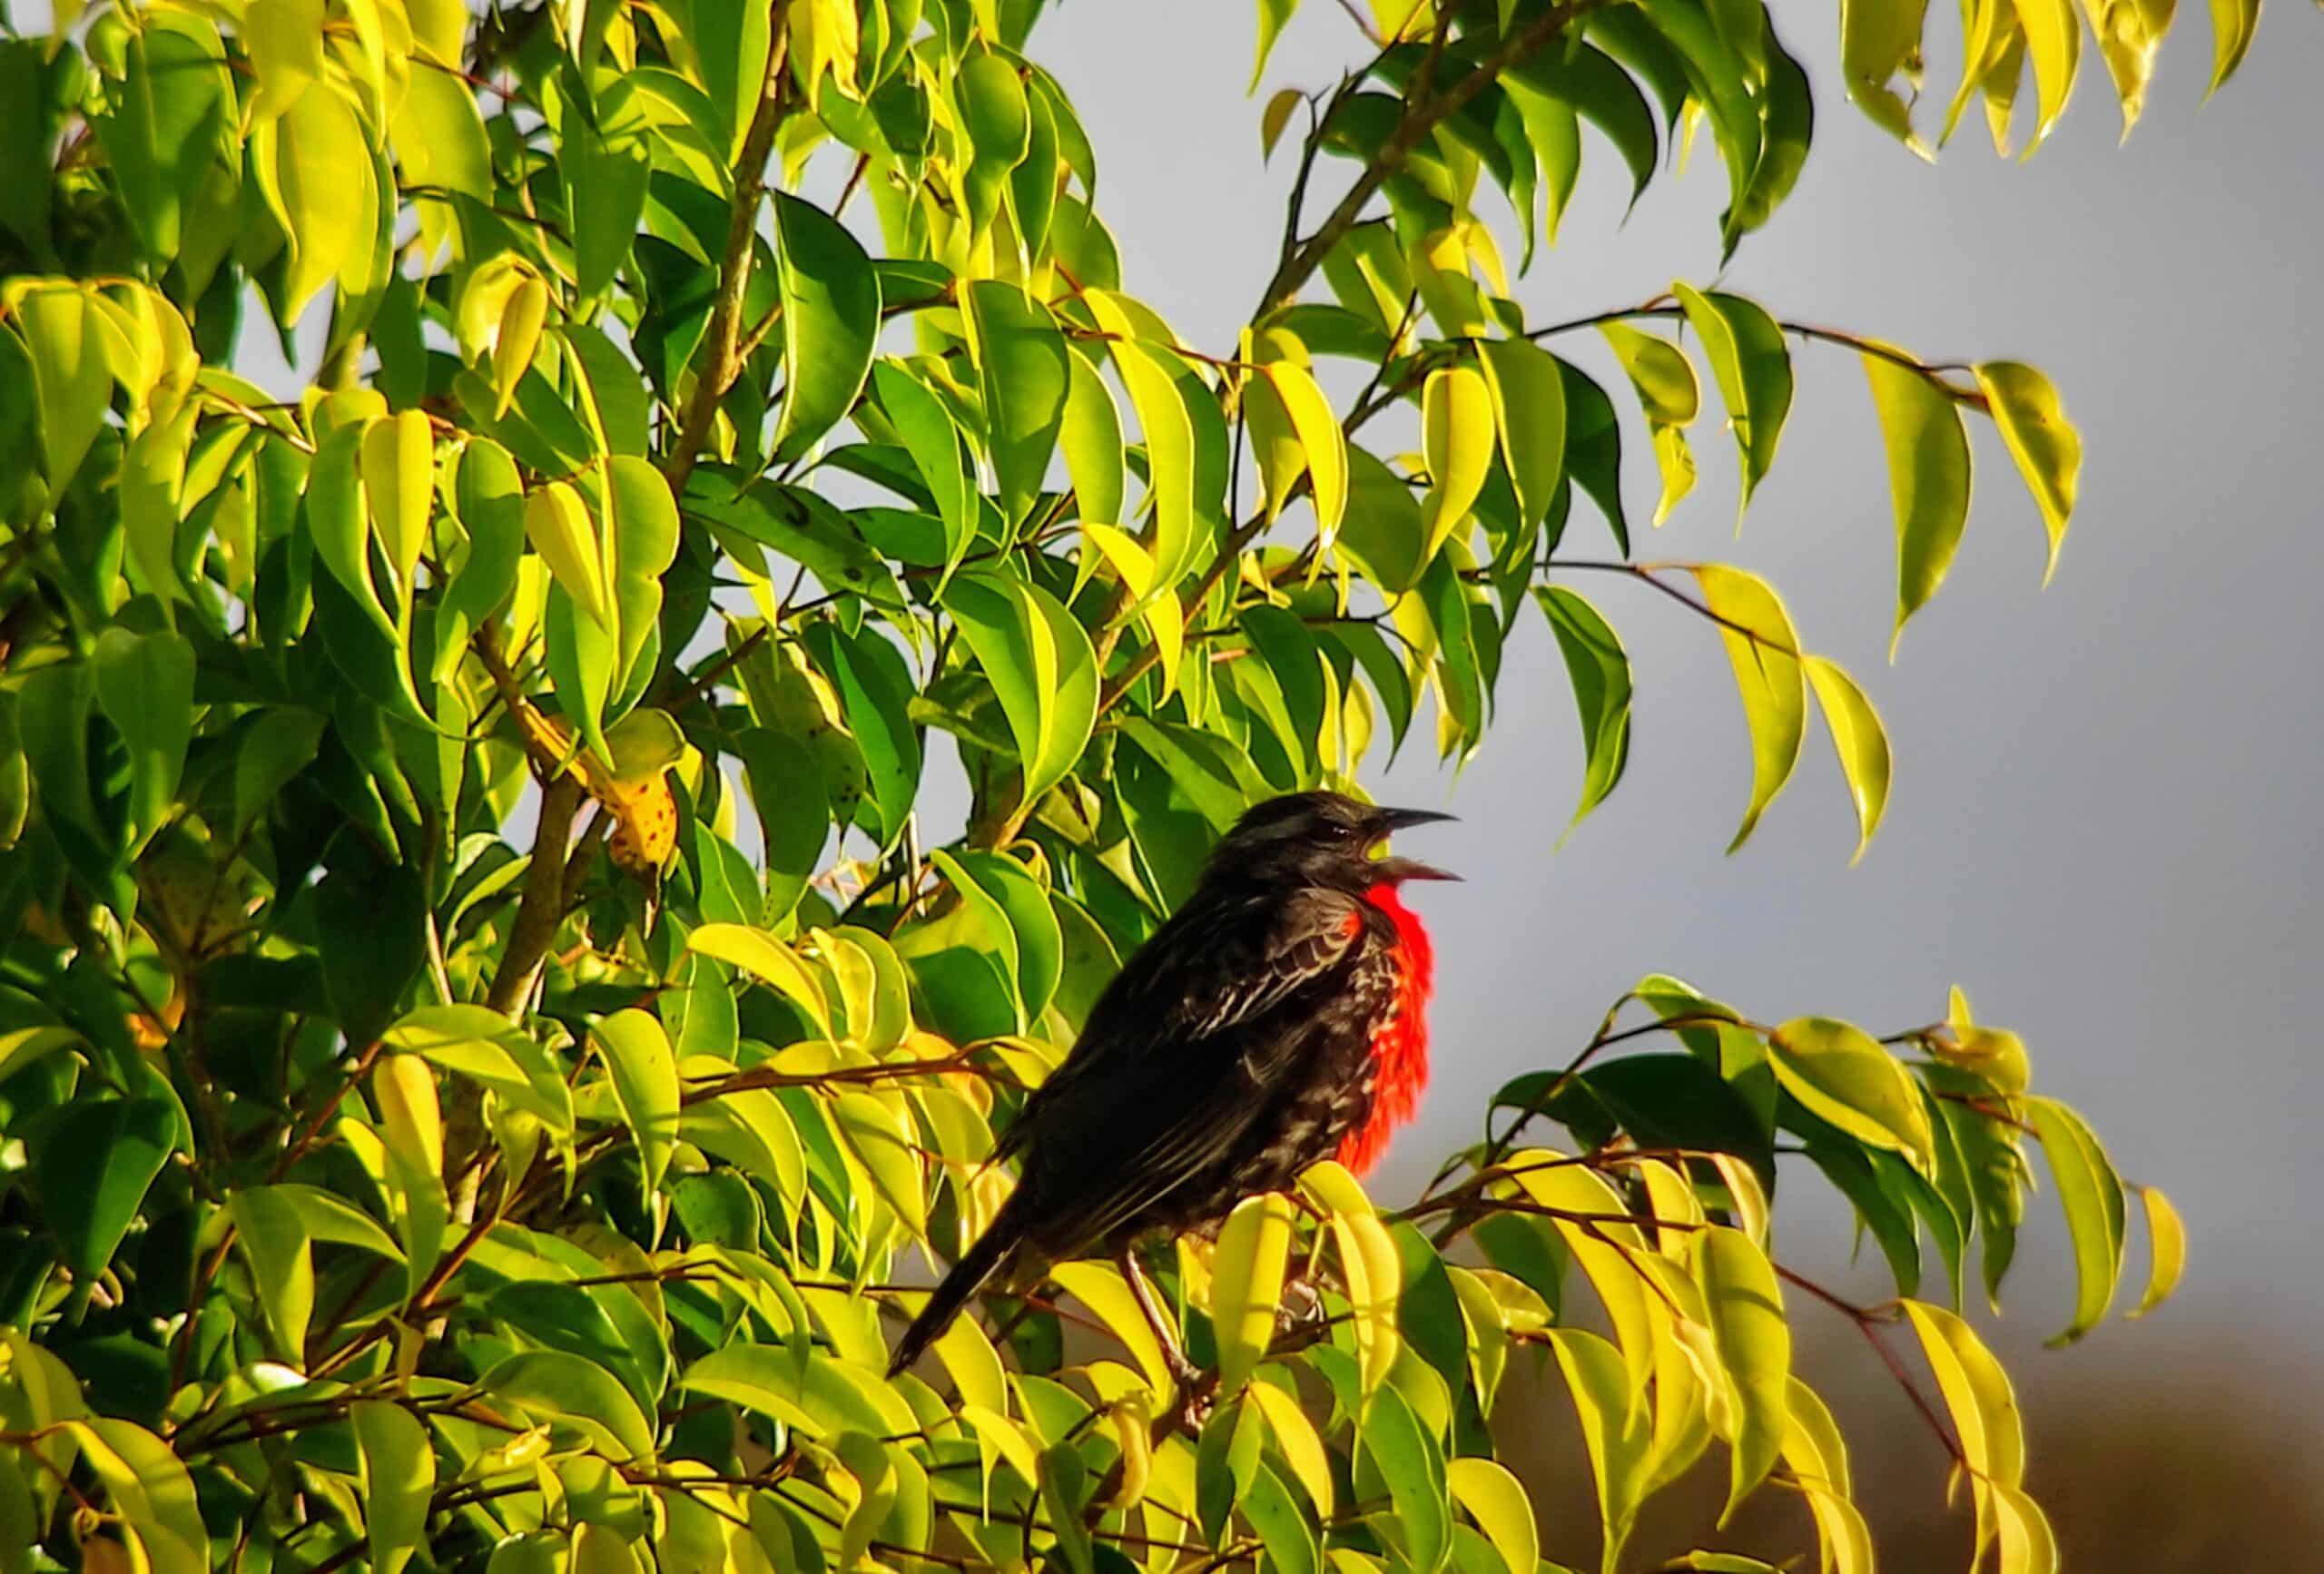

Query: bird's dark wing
[991,886,1370,1256]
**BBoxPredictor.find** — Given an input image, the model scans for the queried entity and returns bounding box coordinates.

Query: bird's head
[1206,790,1459,891]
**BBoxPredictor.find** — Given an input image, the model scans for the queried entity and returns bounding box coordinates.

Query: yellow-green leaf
[1673,285,1793,527]
[1535,586,1631,837]
[1778,1379,1872,1574]
[265,81,369,323]
[1697,1225,1789,1519]
[1974,361,2081,584]
[1272,360,1349,542]
[524,480,612,631]
[1863,350,1973,654]
[2126,1184,2185,1318]
[1840,0,1934,152]
[1298,1161,1403,1392]
[1475,337,1566,533]
[493,276,548,418]
[1994,1481,2060,1574]
[227,1187,315,1363]
[1209,1192,1295,1398]
[1246,1377,1334,1515]
[1899,1299,2023,1558]
[1050,1261,1172,1398]
[1804,656,1892,862]
[1768,1017,1935,1168]
[1421,363,1493,562]
[1260,84,1303,152]
[1253,0,1298,92]
[2205,0,2262,96]
[1688,565,1804,853]
[1447,1457,1538,1574]
[594,1009,680,1197]
[2015,0,2082,157]
[1544,1329,1651,1574]
[2025,1095,2126,1344]
[360,410,433,605]
[351,1400,435,1574]
[1501,1149,1655,1396]
[689,923,836,1040]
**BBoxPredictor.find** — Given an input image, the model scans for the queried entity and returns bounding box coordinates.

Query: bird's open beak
[1369,807,1460,881]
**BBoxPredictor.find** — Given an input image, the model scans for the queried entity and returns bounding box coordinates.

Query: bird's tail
[886,1212,1022,1377]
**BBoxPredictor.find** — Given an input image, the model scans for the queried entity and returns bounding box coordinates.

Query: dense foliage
[0,0,2241,1570]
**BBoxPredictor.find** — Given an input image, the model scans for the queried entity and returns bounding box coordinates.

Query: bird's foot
[1169,1370,1218,1434]
[1274,1274,1327,1337]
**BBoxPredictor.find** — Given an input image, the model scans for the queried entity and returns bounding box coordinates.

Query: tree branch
[663,28,793,496]
[1254,0,1612,320]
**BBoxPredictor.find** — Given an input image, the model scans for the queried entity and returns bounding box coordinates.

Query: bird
[887,789,1456,1382]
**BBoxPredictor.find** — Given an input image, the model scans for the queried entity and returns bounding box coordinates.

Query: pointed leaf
[1974,361,2081,584]
[1210,1192,1295,1398]
[1804,655,1892,862]
[1688,565,1804,852]
[771,191,881,461]
[2025,1095,2126,1344]
[1768,1017,1935,1167]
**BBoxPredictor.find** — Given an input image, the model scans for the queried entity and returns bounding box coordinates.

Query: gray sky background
[1018,0,2324,1470]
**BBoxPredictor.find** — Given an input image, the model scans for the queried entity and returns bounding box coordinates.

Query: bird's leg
[1116,1246,1202,1386]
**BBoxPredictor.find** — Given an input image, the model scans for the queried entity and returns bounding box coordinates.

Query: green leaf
[1973,361,2081,584]
[91,627,193,856]
[1544,1328,1650,1574]
[1687,565,1804,852]
[480,1349,656,1461]
[1506,46,1659,211]
[1475,338,1566,533]
[939,568,1098,810]
[93,10,231,265]
[1534,586,1631,836]
[2126,1185,2185,1319]
[1338,445,1429,594]
[1098,335,1198,584]
[1060,343,1127,528]
[730,727,832,927]
[1357,1380,1450,1574]
[1446,1458,1538,1574]
[1862,350,1974,654]
[594,1008,681,1198]
[262,79,371,323]
[605,457,681,693]
[314,859,427,1050]
[1252,0,1300,91]
[13,286,116,498]
[1898,1299,2024,1559]
[351,1399,435,1574]
[1768,1017,1936,1168]
[68,1419,207,1566]
[771,190,881,461]
[871,361,979,580]
[1804,655,1891,863]
[802,620,922,850]
[961,280,1071,526]
[227,1186,315,1362]
[35,1097,174,1293]
[1841,0,1933,151]
[1209,1192,1295,1398]
[1696,1225,1789,1518]
[2025,1095,2125,1344]
[567,118,651,301]
[689,923,837,1041]
[1672,285,1793,527]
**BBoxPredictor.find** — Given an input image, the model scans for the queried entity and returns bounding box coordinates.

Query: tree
[0,0,2242,1569]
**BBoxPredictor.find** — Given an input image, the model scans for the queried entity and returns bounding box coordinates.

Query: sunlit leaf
[1973,361,2082,584]
[1673,285,1793,527]
[1804,656,1892,862]
[2126,1184,2186,1318]
[1209,1192,1295,1398]
[1768,1017,1936,1168]
[1687,565,1804,852]
[1534,586,1631,835]
[2026,1095,2126,1344]
[772,191,881,461]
